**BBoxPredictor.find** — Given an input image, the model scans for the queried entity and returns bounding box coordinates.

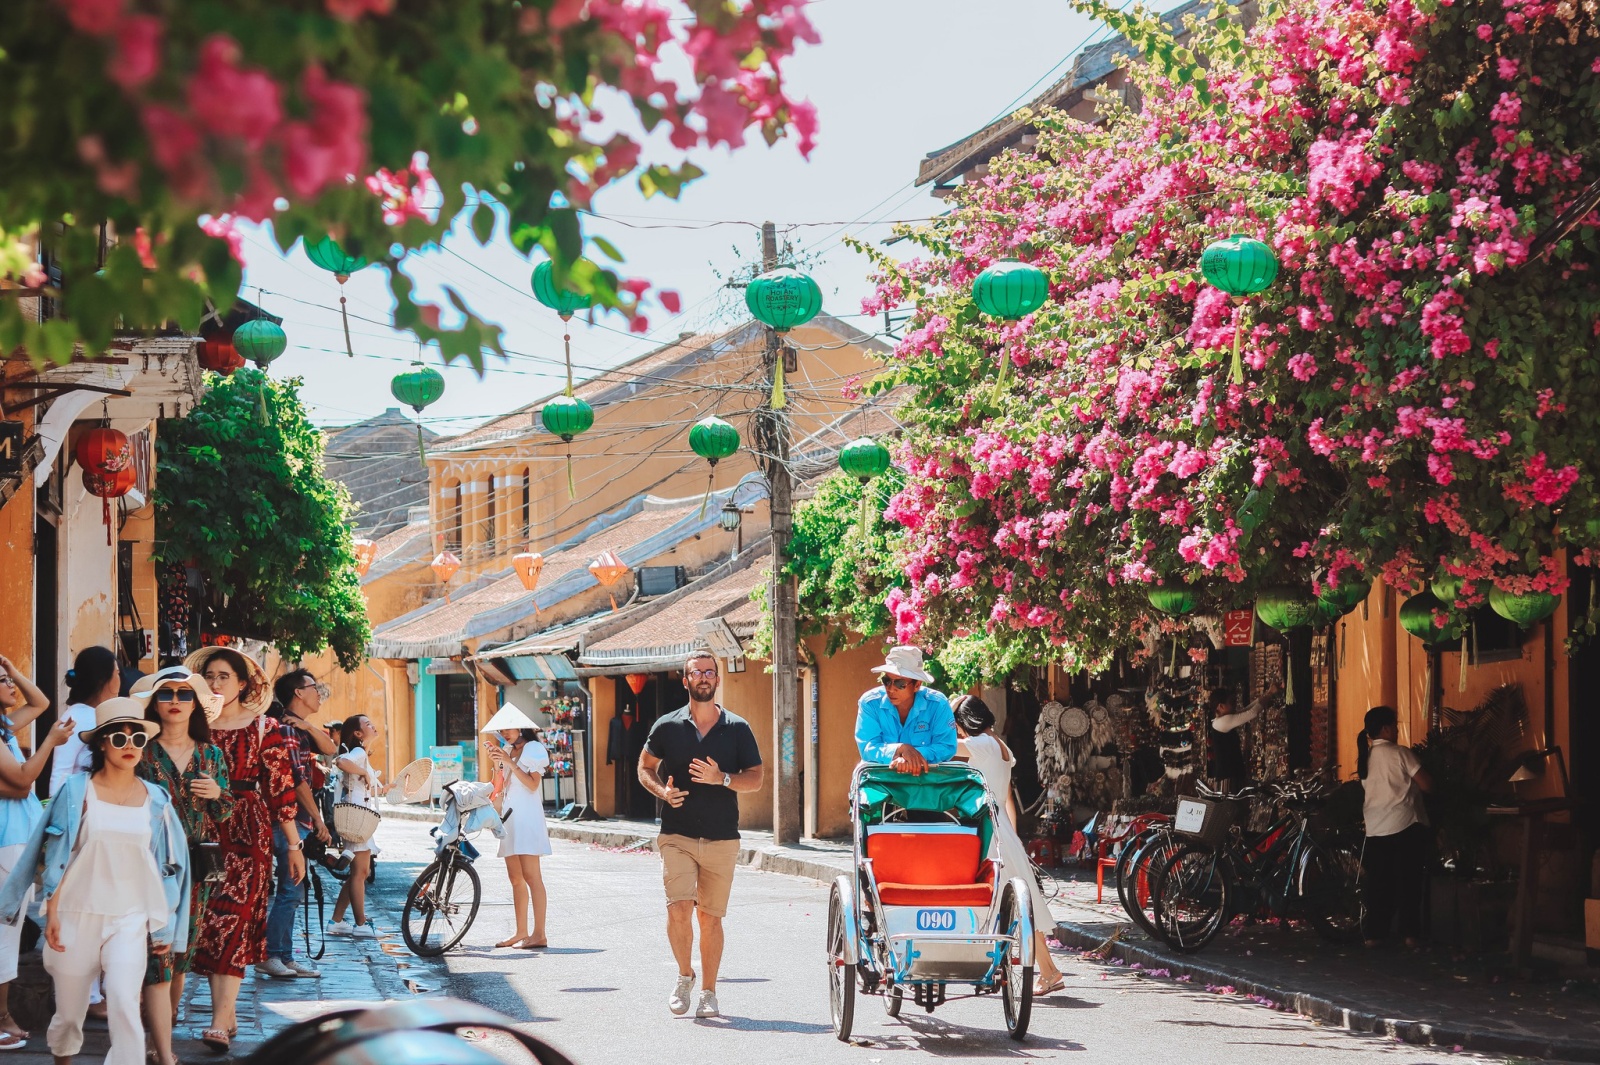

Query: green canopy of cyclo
[855,763,994,857]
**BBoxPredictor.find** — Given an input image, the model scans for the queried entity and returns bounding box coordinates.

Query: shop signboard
[1223,609,1255,647]
[429,744,465,798]
[0,422,23,478]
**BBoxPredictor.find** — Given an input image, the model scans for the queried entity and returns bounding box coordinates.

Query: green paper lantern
[1200,234,1279,297]
[838,437,892,482]
[305,236,369,280]
[1431,573,1478,606]
[689,416,740,466]
[1488,586,1559,628]
[233,319,287,368]
[1318,575,1372,616]
[1399,591,1467,646]
[744,268,822,332]
[541,395,595,442]
[971,260,1049,321]
[531,259,594,319]
[1255,587,1323,632]
[390,365,444,412]
[1148,585,1197,616]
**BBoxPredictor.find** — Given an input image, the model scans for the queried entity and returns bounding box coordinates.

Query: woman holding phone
[481,705,551,950]
[131,666,232,1065]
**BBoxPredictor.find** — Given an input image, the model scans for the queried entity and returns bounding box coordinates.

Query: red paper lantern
[75,427,131,478]
[624,673,648,695]
[198,333,245,374]
[82,464,135,545]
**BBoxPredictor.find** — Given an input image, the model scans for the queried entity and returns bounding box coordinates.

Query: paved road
[368,819,1501,1064]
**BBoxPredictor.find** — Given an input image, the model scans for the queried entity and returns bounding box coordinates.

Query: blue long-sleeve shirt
[856,686,958,765]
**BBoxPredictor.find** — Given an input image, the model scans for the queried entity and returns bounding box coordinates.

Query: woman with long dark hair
[0,701,190,1065]
[952,694,1066,995]
[1357,705,1433,946]
[186,648,300,1055]
[50,646,121,797]
[131,666,233,1065]
[327,715,384,938]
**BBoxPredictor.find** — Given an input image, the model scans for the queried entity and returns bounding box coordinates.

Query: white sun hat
[480,704,539,733]
[869,645,934,684]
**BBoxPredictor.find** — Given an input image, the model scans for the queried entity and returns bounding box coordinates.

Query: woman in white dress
[328,715,385,939]
[953,695,1065,996]
[482,706,551,949]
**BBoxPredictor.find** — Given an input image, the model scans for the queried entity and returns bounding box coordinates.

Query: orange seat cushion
[867,829,981,886]
[879,861,996,907]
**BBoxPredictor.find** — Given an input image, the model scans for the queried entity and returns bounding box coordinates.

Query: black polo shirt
[644,705,762,841]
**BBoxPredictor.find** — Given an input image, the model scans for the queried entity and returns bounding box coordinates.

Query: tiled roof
[363,520,433,584]
[583,559,764,660]
[366,495,714,658]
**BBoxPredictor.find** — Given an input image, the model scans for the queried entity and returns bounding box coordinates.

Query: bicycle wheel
[1301,840,1364,944]
[827,882,855,1042]
[1122,832,1185,938]
[1115,828,1163,925]
[997,880,1032,1040]
[1153,845,1230,952]
[884,985,903,1018]
[402,856,481,957]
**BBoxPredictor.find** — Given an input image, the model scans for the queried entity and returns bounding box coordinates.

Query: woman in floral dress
[185,648,301,1055]
[131,665,233,1065]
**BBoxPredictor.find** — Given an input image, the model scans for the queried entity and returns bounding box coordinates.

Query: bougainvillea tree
[1,1,818,366]
[858,0,1600,673]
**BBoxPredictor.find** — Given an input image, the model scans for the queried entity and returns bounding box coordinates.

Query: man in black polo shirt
[637,651,763,1019]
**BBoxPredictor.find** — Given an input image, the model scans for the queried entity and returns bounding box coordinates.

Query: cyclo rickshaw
[827,763,1035,1042]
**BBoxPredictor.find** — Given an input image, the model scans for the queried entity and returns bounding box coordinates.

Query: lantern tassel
[103,496,112,547]
[771,357,787,410]
[1230,304,1245,385]
[565,446,576,501]
[992,347,1011,402]
[1458,630,1468,693]
[699,471,714,520]
[340,287,354,358]
[859,482,871,537]
[417,421,427,465]
[563,326,574,398]
[609,593,619,612]
[1285,648,1295,705]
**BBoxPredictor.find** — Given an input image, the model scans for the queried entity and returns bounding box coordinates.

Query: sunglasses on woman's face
[155,689,197,704]
[104,731,150,750]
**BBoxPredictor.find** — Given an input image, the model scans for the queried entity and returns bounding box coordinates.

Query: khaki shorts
[658,835,740,917]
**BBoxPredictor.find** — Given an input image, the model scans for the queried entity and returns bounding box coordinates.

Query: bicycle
[1151,778,1363,953]
[401,780,496,957]
[1114,820,1187,938]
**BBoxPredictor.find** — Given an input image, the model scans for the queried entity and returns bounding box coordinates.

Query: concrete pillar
[589,676,617,816]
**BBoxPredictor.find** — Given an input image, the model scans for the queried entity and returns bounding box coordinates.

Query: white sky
[237,1,1105,433]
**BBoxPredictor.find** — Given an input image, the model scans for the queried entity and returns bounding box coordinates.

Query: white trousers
[0,843,30,984]
[43,911,148,1063]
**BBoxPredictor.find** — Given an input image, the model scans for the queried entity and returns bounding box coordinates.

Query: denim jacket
[0,774,191,952]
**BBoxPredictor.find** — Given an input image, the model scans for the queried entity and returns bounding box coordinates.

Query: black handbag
[190,839,226,884]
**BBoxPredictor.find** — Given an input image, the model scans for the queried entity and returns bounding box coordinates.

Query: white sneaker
[258,958,296,979]
[352,923,376,939]
[695,989,720,1018]
[669,972,695,1015]
[287,959,322,978]
[326,920,354,936]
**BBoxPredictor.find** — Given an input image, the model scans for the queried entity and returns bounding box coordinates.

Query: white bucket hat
[79,697,161,745]
[480,704,539,733]
[129,665,224,722]
[870,645,934,684]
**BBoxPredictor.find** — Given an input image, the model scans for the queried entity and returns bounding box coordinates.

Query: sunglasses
[104,731,150,750]
[154,689,197,704]
[880,677,917,691]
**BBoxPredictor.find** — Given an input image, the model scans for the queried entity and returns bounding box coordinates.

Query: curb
[1049,917,1600,1062]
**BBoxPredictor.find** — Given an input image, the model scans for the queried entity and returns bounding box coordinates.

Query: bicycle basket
[458,838,480,863]
[1173,796,1237,846]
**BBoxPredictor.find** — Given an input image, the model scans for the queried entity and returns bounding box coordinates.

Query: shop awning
[503,654,578,683]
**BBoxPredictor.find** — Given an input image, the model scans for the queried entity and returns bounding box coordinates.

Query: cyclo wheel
[827,882,855,1042]
[884,985,903,1018]
[997,880,1033,1041]
[1153,844,1230,953]
[402,854,481,957]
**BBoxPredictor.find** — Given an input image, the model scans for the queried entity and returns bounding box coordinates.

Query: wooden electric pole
[756,220,802,844]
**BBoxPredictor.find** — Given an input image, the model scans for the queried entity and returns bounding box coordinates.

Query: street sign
[1224,609,1256,647]
[0,422,23,478]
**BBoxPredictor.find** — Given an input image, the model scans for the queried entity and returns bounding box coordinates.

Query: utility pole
[756,220,802,844]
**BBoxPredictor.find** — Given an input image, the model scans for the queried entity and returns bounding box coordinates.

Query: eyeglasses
[202,672,237,683]
[880,677,917,691]
[104,731,150,750]
[155,689,197,704]
[299,682,330,699]
[0,677,15,687]
[686,669,718,680]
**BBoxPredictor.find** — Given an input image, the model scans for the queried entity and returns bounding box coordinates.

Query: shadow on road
[692,1016,836,1034]
[859,1014,1086,1056]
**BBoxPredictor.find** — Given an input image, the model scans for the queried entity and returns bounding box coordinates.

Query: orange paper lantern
[352,537,377,577]
[513,552,545,591]
[625,673,649,695]
[432,550,462,600]
[588,549,629,611]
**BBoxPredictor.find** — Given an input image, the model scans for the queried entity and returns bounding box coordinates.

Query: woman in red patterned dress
[185,648,303,1055]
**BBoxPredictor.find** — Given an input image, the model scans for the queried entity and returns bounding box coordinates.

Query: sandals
[201,1028,230,1054]
[1035,975,1066,997]
[0,1031,25,1052]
